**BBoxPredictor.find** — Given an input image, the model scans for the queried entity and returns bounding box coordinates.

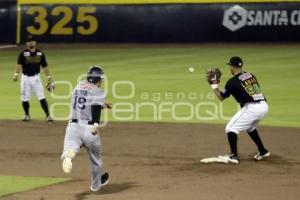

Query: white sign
[223,5,300,32]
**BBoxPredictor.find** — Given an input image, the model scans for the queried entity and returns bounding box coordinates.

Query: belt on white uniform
[243,100,266,107]
[70,119,95,125]
[22,73,39,77]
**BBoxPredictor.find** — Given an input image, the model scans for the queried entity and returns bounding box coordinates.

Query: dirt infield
[0,120,300,200]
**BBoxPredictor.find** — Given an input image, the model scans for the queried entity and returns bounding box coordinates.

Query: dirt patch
[0,120,300,200]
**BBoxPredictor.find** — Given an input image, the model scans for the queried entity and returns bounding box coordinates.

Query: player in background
[61,66,112,192]
[12,35,54,123]
[207,56,270,164]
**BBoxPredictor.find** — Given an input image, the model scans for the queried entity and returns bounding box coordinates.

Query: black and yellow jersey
[17,49,48,76]
[221,71,266,107]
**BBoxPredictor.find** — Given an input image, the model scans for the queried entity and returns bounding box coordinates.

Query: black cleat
[101,172,110,186]
[90,172,110,192]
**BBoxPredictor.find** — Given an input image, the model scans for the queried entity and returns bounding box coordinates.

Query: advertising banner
[1,1,300,43]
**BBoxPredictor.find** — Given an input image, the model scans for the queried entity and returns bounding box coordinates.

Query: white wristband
[14,73,19,76]
[93,123,99,127]
[47,76,52,80]
[211,84,218,89]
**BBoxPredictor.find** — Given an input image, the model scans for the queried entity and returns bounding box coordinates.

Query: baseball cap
[26,35,36,42]
[227,56,243,67]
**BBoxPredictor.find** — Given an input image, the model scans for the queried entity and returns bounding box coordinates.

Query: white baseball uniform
[61,80,105,190]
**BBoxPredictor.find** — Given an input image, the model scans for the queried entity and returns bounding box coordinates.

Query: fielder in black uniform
[12,35,54,123]
[207,56,270,164]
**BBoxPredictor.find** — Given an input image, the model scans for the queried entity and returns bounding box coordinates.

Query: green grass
[1,44,300,127]
[0,175,69,197]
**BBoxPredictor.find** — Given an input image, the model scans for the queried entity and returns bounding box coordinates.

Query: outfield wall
[0,0,16,43]
[1,0,300,43]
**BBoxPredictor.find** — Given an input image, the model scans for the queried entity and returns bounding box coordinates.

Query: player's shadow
[99,182,138,194]
[75,182,138,200]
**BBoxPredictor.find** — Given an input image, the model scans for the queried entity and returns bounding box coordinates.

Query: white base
[200,156,230,164]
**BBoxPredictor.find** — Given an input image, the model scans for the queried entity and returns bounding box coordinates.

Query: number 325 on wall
[26,6,98,35]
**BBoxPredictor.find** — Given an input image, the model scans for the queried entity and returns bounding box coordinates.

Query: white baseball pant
[225,101,269,134]
[20,74,45,101]
[61,121,103,190]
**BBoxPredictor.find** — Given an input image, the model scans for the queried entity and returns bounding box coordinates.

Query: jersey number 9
[73,96,86,110]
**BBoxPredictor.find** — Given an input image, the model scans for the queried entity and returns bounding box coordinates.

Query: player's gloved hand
[47,75,52,83]
[12,73,19,82]
[91,123,99,135]
[46,76,55,92]
[46,82,55,92]
[207,68,222,84]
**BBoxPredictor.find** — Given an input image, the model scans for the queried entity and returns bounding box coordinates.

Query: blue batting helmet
[87,66,104,84]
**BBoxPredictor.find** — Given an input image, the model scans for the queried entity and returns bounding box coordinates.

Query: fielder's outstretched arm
[212,87,225,101]
[206,68,226,101]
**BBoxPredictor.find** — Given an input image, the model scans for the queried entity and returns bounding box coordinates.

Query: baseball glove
[207,68,222,84]
[46,81,55,92]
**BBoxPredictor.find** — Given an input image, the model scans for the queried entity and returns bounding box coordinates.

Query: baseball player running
[207,56,270,164]
[12,35,54,123]
[61,66,111,192]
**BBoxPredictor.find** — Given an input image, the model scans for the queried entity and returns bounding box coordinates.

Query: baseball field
[0,43,300,200]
